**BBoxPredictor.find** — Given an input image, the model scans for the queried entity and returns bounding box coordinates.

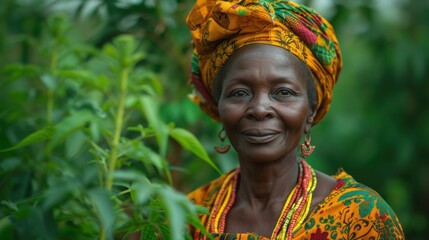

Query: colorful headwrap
[186,0,342,125]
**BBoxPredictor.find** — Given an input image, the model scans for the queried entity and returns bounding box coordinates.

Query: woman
[185,0,405,239]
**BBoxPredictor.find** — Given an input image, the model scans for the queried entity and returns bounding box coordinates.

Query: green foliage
[0,126,55,152]
[170,128,221,175]
[0,12,217,240]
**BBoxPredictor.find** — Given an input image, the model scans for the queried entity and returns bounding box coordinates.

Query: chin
[236,146,290,164]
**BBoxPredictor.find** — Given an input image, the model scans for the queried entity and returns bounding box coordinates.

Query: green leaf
[125,95,139,108]
[170,128,221,174]
[128,124,155,138]
[115,35,134,62]
[112,35,145,68]
[58,69,99,88]
[0,216,14,238]
[195,205,210,215]
[157,223,172,240]
[131,52,145,64]
[65,130,87,158]
[125,142,165,172]
[140,96,168,157]
[0,126,56,152]
[40,74,57,90]
[103,44,118,59]
[88,188,115,240]
[187,214,213,240]
[1,201,18,213]
[140,96,158,124]
[132,69,163,96]
[130,181,153,205]
[89,120,102,142]
[49,110,94,149]
[113,170,149,183]
[138,85,157,96]
[0,158,23,172]
[0,64,40,86]
[148,75,163,96]
[114,170,155,206]
[159,187,186,240]
[42,181,76,211]
[89,141,108,159]
[96,75,110,91]
[47,14,70,39]
[140,224,158,240]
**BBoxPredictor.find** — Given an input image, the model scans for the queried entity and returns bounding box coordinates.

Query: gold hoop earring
[214,127,230,154]
[301,131,315,158]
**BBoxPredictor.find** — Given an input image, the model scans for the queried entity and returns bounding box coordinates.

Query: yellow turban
[186,0,342,125]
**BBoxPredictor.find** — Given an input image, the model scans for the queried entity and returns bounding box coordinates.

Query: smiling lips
[241,129,281,144]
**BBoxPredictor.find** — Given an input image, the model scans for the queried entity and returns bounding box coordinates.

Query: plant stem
[106,67,129,190]
[99,227,106,240]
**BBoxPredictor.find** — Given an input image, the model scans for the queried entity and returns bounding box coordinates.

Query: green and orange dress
[188,168,405,240]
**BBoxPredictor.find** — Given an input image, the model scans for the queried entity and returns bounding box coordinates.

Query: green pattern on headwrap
[312,44,335,66]
[192,53,200,75]
[269,1,338,67]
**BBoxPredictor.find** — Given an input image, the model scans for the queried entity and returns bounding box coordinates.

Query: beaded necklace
[208,159,317,240]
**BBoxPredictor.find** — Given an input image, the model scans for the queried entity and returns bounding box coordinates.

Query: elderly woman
[185,0,405,239]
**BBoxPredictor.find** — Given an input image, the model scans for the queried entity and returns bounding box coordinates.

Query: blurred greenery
[0,0,428,239]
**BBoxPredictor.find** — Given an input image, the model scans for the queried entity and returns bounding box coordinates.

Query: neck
[236,156,300,208]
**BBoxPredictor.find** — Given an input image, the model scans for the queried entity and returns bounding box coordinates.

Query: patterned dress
[188,170,405,239]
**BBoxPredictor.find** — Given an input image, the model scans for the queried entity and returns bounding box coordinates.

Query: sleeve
[299,183,405,239]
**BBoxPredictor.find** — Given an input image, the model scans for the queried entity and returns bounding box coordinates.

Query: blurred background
[0,0,428,238]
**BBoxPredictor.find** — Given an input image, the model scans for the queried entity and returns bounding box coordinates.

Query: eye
[274,88,295,96]
[230,89,249,97]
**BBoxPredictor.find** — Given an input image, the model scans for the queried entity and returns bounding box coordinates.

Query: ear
[304,109,317,133]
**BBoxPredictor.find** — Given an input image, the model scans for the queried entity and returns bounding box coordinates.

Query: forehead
[218,44,308,86]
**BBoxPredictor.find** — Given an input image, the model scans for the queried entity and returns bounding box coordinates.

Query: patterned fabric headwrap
[186,0,342,125]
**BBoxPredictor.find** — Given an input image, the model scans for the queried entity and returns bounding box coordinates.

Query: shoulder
[187,168,237,208]
[301,170,405,239]
[331,171,396,216]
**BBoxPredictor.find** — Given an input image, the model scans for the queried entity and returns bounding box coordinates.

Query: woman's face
[217,44,316,163]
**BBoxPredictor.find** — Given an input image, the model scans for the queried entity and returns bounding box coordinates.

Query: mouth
[241,129,281,144]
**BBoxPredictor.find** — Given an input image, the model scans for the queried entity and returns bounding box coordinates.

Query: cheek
[280,106,310,132]
[218,101,243,134]
[217,99,238,121]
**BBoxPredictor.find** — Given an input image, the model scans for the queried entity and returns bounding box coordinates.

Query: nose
[246,94,275,121]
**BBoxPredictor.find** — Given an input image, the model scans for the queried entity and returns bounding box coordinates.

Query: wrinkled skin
[216,44,336,237]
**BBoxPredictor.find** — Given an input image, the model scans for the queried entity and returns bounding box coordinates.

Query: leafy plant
[0,14,217,240]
